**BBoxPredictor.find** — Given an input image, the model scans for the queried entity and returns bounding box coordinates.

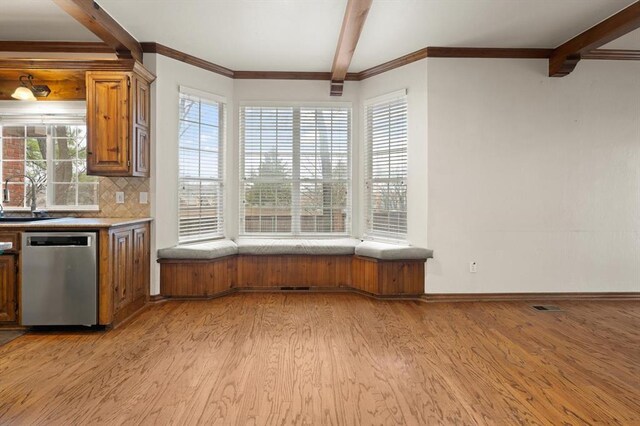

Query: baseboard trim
[157,289,639,304]
[149,294,167,303]
[422,292,640,302]
[160,286,425,301]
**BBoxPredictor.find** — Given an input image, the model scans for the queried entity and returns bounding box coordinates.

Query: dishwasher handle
[26,235,93,247]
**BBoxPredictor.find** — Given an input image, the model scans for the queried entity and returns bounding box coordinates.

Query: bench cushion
[158,239,238,260]
[355,241,433,261]
[236,238,360,256]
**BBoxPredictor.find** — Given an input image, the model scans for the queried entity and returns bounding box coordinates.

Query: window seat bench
[158,239,433,298]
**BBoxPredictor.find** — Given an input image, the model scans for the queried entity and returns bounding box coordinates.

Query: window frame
[239,101,352,237]
[177,86,227,243]
[363,89,409,242]
[0,116,98,212]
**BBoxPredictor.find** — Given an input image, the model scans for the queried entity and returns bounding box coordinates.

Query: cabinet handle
[87,151,93,155]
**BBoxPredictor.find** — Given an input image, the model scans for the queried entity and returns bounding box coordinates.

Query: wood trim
[160,254,426,297]
[234,71,331,80]
[549,1,640,76]
[582,49,640,60]
[427,47,553,59]
[354,47,552,80]
[0,41,113,54]
[157,255,237,264]
[140,42,234,78]
[423,292,640,303]
[0,58,155,82]
[52,0,143,62]
[330,0,373,95]
[0,58,135,71]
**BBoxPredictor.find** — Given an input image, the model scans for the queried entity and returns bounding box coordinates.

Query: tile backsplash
[75,177,150,218]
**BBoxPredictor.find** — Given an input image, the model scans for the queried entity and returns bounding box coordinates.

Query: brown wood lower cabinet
[159,254,426,298]
[101,222,150,326]
[0,255,17,323]
[0,221,150,329]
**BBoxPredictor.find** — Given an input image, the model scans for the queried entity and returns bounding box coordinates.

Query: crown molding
[0,41,113,54]
[140,42,233,78]
[582,49,640,60]
[4,42,640,83]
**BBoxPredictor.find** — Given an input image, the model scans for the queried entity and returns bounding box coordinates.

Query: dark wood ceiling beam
[549,1,640,76]
[0,41,113,54]
[52,0,143,62]
[330,0,372,95]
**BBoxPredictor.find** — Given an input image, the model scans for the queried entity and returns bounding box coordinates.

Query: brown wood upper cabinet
[86,70,152,177]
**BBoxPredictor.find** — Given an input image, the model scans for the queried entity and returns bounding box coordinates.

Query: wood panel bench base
[159,254,426,298]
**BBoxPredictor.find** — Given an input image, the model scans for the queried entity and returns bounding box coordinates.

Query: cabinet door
[86,72,130,176]
[0,255,16,323]
[133,126,149,176]
[111,229,133,313]
[131,74,150,177]
[132,225,149,300]
[133,74,150,127]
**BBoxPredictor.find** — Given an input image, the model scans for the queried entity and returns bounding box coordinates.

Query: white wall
[426,59,640,293]
[145,53,234,295]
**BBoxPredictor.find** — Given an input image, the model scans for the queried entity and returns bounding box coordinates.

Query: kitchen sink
[0,217,56,223]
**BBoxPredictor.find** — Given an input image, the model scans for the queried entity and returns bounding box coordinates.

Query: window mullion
[46,128,55,207]
[292,108,301,235]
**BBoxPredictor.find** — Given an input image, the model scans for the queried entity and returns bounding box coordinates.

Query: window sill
[2,206,100,213]
[363,234,409,245]
[238,233,353,239]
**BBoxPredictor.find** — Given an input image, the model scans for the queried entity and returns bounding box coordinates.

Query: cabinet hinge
[127,159,131,167]
[127,76,131,87]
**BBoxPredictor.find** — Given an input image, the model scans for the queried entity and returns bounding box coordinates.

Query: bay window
[364,90,408,240]
[178,87,226,242]
[240,105,351,235]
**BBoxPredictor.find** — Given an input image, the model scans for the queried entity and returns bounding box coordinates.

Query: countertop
[0,217,153,229]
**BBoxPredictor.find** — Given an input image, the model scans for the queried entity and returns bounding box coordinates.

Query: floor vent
[532,305,562,312]
[280,286,311,291]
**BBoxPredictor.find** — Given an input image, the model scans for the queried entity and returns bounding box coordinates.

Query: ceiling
[602,27,640,49]
[0,0,99,41]
[0,0,638,72]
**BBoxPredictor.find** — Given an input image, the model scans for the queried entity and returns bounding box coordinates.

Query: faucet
[2,175,47,217]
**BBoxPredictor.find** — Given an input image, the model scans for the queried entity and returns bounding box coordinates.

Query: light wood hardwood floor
[0,293,638,425]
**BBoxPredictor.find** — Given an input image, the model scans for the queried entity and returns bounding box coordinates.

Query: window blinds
[240,105,351,235]
[364,91,408,239]
[178,91,225,242]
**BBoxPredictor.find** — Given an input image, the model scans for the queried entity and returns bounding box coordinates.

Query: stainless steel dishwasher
[22,232,98,326]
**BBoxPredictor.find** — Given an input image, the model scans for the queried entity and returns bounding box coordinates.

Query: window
[0,119,98,210]
[178,88,225,242]
[364,90,408,239]
[240,105,351,235]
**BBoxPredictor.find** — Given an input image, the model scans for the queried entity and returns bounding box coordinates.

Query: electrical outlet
[139,192,149,204]
[469,261,478,273]
[116,192,125,204]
